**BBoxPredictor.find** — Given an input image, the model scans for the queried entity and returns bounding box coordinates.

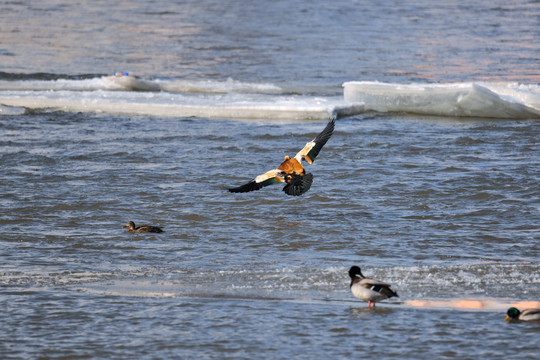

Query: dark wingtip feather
[228,180,264,193]
[381,286,398,298]
[229,176,282,193]
[315,118,335,143]
[306,119,335,162]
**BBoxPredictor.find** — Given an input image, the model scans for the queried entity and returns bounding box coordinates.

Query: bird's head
[123,221,135,229]
[348,265,364,279]
[505,307,520,321]
[284,174,293,183]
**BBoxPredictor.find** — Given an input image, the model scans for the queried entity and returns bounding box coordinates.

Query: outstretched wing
[294,119,335,164]
[282,173,313,196]
[229,169,285,193]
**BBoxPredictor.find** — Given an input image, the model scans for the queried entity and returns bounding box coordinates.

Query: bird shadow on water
[349,306,397,318]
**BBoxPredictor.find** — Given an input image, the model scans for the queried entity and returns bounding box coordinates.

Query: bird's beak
[504,315,510,321]
[122,225,127,228]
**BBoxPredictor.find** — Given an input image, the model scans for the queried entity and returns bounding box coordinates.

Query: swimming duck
[349,265,398,307]
[122,221,163,233]
[505,307,540,322]
[228,119,335,196]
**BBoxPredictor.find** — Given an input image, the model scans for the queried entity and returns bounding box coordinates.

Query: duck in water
[348,265,398,308]
[505,307,540,322]
[122,221,163,233]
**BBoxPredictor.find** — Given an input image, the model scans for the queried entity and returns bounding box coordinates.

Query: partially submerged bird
[122,221,163,233]
[348,265,398,308]
[505,307,540,322]
[228,119,335,196]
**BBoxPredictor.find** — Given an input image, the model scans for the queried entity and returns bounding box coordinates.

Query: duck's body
[228,119,335,196]
[122,221,163,233]
[349,266,398,307]
[505,307,540,322]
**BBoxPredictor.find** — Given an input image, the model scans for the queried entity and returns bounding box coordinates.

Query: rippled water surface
[1,0,540,359]
[2,0,539,84]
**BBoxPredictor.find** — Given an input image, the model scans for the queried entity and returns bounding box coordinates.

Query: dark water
[1,0,540,359]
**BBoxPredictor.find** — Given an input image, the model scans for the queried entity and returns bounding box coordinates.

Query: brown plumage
[229,119,335,196]
[122,221,163,233]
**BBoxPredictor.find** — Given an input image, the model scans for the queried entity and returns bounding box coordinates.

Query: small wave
[343,81,540,119]
[0,72,99,81]
[158,78,285,95]
[0,73,286,94]
[0,104,25,115]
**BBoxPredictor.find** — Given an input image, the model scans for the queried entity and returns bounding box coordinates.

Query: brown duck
[122,221,163,233]
[229,119,335,196]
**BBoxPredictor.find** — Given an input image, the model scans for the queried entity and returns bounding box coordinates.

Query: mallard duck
[228,119,335,196]
[505,307,540,322]
[349,265,398,307]
[122,221,163,233]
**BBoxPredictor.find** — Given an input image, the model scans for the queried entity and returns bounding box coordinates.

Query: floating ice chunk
[0,90,364,121]
[343,81,540,119]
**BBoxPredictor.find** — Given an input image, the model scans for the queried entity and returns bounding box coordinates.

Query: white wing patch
[294,140,316,164]
[255,169,285,183]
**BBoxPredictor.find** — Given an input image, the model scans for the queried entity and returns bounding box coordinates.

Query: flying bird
[348,265,399,308]
[228,119,335,196]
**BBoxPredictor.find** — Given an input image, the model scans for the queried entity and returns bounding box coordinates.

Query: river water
[1,1,539,359]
